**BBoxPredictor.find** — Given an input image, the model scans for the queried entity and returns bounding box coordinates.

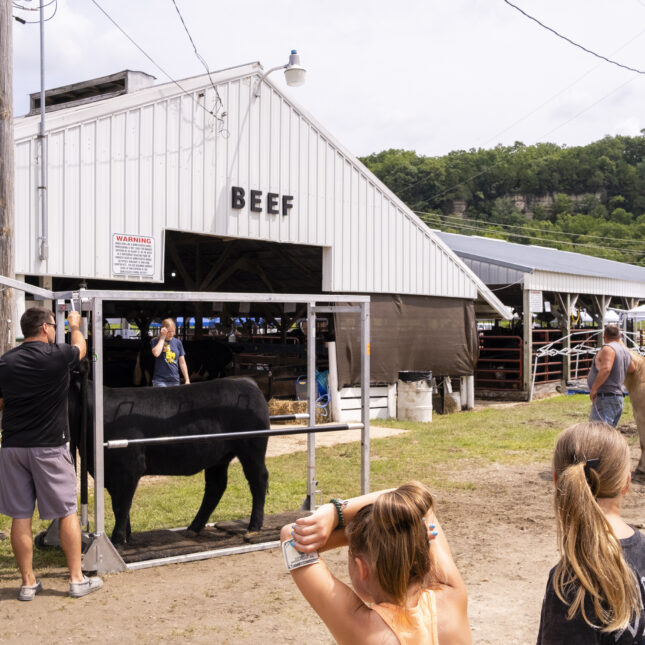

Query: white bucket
[397,379,433,422]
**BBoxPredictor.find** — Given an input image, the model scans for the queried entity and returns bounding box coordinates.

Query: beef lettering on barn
[69,372,269,545]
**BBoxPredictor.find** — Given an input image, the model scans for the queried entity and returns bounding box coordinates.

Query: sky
[11,0,645,158]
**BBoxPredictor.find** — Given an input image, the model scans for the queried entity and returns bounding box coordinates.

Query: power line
[420,215,645,257]
[420,211,645,245]
[13,0,56,10]
[12,0,57,23]
[169,0,226,130]
[477,24,645,149]
[502,0,645,75]
[89,0,221,124]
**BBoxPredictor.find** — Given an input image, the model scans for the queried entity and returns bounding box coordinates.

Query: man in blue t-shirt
[151,318,190,387]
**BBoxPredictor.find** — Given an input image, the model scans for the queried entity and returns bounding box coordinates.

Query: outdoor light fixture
[253,50,306,98]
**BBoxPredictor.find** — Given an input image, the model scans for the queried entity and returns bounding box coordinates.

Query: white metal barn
[13,63,510,418]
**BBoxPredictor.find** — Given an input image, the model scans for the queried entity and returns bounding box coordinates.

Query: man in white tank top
[587,325,635,427]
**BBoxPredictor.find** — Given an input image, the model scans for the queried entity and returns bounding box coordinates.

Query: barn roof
[435,231,645,299]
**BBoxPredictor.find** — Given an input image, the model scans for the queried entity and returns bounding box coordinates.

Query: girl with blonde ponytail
[280,481,471,645]
[537,421,645,644]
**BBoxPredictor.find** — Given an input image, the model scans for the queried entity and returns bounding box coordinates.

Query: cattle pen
[0,275,371,574]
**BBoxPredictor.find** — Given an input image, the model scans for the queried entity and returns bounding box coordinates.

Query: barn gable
[14,62,509,317]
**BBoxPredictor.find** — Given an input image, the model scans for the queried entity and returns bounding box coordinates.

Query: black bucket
[398,370,432,384]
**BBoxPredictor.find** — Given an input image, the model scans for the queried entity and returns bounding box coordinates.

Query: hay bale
[268,398,328,424]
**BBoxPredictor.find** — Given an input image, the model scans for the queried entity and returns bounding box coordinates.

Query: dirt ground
[0,419,643,644]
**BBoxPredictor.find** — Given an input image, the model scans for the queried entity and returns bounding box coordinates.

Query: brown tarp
[334,294,479,387]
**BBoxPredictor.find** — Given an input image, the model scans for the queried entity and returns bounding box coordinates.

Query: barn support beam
[522,288,532,398]
[590,295,612,346]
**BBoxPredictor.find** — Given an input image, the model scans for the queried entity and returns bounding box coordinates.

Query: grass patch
[0,394,636,573]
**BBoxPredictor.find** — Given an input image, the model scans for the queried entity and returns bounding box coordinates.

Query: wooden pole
[0,0,15,355]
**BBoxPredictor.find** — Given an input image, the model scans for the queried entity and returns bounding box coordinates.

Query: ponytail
[346,481,434,604]
[553,422,640,632]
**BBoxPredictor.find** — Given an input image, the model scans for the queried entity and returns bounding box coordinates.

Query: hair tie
[584,458,600,486]
[572,454,600,488]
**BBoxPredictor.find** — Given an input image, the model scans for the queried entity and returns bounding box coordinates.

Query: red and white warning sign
[112,234,155,277]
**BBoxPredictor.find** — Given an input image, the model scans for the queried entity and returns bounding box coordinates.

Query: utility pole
[0,0,15,356]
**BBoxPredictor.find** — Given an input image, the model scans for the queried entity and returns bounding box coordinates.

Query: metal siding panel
[47,131,64,276]
[140,106,154,234]
[287,112,300,243]
[267,91,281,241]
[214,83,229,236]
[395,207,403,293]
[357,175,367,291]
[363,182,372,289]
[325,141,335,247]
[110,112,126,236]
[124,110,140,237]
[416,231,424,294]
[153,102,168,232]
[332,151,343,289]
[383,201,397,293]
[424,236,432,294]
[64,126,81,275]
[317,138,326,245]
[380,195,389,291]
[366,183,375,292]
[166,97,180,230]
[350,166,359,290]
[15,141,33,273]
[298,118,309,244]
[404,217,412,292]
[95,118,111,277]
[256,87,271,241]
[279,96,291,243]
[341,156,352,290]
[238,79,251,239]
[191,99,205,234]
[226,80,242,238]
[178,95,193,231]
[309,127,318,245]
[247,82,261,240]
[79,122,96,277]
[202,91,216,235]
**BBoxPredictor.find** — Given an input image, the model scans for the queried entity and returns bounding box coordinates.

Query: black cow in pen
[69,370,269,545]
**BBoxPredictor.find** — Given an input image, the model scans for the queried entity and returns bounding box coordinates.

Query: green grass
[0,394,636,573]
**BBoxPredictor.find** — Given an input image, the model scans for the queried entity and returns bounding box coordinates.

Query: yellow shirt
[371,590,439,645]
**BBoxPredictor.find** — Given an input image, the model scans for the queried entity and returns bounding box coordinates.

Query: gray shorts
[0,445,78,520]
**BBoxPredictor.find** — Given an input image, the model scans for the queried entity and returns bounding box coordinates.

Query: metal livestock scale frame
[0,276,371,574]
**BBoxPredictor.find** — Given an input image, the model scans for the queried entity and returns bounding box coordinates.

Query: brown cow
[623,351,645,476]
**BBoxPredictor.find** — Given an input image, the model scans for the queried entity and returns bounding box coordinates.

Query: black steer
[70,374,269,545]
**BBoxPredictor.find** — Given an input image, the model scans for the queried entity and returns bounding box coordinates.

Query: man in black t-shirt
[0,307,102,600]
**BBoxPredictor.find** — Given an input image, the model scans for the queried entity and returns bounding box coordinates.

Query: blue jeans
[152,380,179,388]
[590,395,624,427]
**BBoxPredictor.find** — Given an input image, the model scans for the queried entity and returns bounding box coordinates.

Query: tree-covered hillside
[359,135,645,265]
